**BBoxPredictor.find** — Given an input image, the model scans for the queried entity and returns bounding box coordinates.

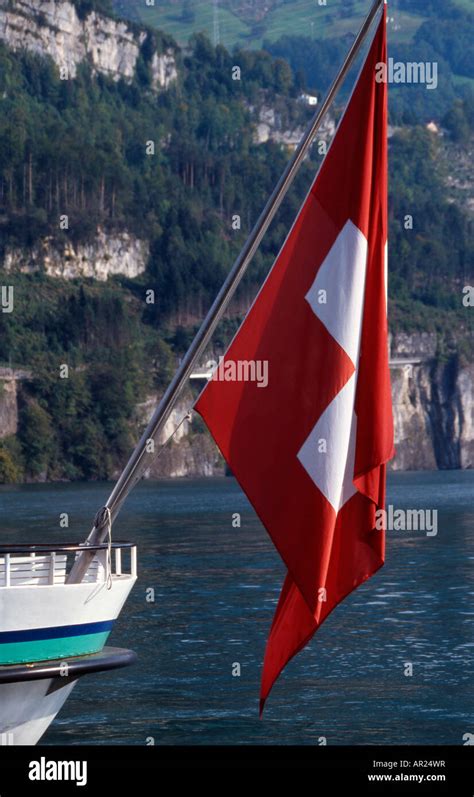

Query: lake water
[0,471,473,745]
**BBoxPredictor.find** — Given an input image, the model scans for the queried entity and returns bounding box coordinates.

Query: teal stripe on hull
[0,631,110,665]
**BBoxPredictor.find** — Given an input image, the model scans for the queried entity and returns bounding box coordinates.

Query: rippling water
[1,471,473,745]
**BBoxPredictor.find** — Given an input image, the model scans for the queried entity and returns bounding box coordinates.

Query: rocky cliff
[0,375,18,439]
[127,336,474,477]
[1,337,472,476]
[133,397,224,478]
[391,358,474,471]
[3,229,148,281]
[390,333,473,470]
[251,102,335,148]
[0,0,177,88]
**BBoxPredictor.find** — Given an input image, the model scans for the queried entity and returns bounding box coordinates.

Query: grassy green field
[116,0,250,48]
[451,0,474,10]
[453,74,474,89]
[114,0,429,50]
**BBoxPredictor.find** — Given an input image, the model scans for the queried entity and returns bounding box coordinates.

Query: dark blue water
[1,471,473,745]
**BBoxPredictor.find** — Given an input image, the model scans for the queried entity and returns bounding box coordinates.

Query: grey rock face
[3,230,149,281]
[0,0,177,88]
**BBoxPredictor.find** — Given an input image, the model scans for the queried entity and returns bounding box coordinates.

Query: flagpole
[67,0,384,583]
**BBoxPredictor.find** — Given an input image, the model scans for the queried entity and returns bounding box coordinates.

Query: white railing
[0,543,137,588]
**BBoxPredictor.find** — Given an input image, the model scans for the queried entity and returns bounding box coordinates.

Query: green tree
[0,446,21,483]
[18,402,55,478]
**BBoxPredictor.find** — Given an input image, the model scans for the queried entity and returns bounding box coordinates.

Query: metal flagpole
[67,0,385,584]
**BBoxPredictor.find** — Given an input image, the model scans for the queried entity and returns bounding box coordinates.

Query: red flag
[195,6,393,712]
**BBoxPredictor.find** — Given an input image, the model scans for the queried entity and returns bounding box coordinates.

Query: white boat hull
[0,646,137,745]
[0,678,76,745]
[0,544,138,744]
[0,553,136,666]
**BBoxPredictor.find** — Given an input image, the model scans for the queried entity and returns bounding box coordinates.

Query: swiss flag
[195,6,394,712]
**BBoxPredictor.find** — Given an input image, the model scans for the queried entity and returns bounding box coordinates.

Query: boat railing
[0,542,137,588]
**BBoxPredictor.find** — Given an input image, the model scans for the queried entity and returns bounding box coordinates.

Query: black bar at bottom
[0,745,471,794]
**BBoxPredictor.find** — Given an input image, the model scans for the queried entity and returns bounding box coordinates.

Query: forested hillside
[114,0,474,121]
[0,1,472,483]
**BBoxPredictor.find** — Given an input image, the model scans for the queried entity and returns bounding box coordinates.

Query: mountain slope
[0,0,472,483]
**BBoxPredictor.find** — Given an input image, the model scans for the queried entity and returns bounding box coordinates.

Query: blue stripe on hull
[0,620,114,644]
